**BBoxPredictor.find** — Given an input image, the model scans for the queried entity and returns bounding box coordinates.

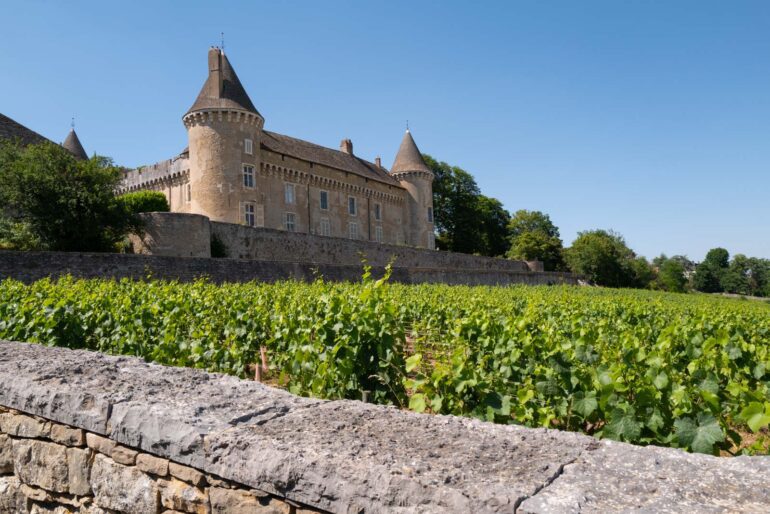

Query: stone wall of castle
[130,212,211,258]
[1,341,768,513]
[0,250,577,286]
[210,220,532,271]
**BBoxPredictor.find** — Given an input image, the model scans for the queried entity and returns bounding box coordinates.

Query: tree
[657,259,687,293]
[0,140,130,252]
[564,229,641,287]
[508,210,560,240]
[693,248,730,293]
[506,210,565,271]
[423,154,510,257]
[508,231,566,271]
[477,196,511,257]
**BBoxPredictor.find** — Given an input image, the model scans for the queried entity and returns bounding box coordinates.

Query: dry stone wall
[1,341,770,513]
[0,406,320,513]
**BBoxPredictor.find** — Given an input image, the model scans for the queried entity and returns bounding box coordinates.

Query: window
[319,190,329,210]
[284,183,296,205]
[244,138,253,155]
[427,207,434,223]
[375,226,383,243]
[243,202,255,227]
[186,184,191,203]
[374,203,382,221]
[320,218,331,237]
[348,196,357,216]
[284,212,296,232]
[243,165,255,188]
[348,221,358,239]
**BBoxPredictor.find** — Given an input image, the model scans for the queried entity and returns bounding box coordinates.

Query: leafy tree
[630,256,655,289]
[508,209,560,239]
[506,210,565,271]
[564,229,641,287]
[657,258,688,293]
[423,154,510,257]
[477,195,511,257]
[117,191,169,214]
[0,140,129,252]
[693,248,730,293]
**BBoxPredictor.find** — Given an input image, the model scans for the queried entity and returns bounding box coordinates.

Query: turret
[182,47,263,224]
[62,128,88,160]
[390,129,435,249]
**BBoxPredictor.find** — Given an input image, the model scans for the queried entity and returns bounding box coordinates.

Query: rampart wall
[1,341,768,513]
[0,250,577,286]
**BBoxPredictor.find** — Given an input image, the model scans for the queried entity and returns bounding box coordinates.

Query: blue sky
[2,1,768,260]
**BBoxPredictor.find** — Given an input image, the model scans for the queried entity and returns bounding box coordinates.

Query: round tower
[182,47,263,224]
[390,129,435,249]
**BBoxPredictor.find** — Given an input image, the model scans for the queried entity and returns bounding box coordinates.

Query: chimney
[340,139,353,155]
[207,47,223,97]
[375,156,382,167]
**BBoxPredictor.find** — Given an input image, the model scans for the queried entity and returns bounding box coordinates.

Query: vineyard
[1,270,769,455]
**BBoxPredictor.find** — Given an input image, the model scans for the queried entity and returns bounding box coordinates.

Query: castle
[121,48,436,250]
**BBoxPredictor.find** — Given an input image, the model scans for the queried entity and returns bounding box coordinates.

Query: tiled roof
[62,129,88,160]
[186,48,260,117]
[0,113,50,147]
[262,131,401,187]
[391,129,431,174]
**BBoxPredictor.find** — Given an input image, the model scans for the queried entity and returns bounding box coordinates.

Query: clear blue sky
[2,1,768,260]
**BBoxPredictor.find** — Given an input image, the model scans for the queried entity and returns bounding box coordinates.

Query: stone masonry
[1,341,770,513]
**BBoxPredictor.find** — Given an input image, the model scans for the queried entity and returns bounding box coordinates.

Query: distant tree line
[426,154,770,296]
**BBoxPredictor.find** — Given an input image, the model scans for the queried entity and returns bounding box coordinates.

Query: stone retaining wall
[1,341,769,513]
[0,250,579,286]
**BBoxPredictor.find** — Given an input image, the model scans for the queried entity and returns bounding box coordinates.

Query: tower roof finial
[220,32,225,52]
[390,128,431,175]
[71,116,75,130]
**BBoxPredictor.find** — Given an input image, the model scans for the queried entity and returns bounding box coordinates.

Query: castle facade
[121,48,436,249]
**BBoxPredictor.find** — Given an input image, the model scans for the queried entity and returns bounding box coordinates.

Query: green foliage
[564,229,650,288]
[117,191,170,214]
[0,140,129,251]
[506,210,566,271]
[656,258,688,293]
[210,234,228,258]
[2,277,770,455]
[423,154,510,257]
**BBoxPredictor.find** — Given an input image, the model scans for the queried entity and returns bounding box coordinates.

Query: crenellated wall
[1,341,768,513]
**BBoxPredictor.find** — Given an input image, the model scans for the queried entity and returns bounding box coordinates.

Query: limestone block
[21,483,51,501]
[0,476,25,513]
[169,462,206,487]
[85,433,116,456]
[111,445,139,465]
[0,433,12,473]
[90,453,160,513]
[137,453,170,476]
[66,447,92,496]
[159,478,209,513]
[12,439,69,493]
[209,487,284,514]
[28,503,76,514]
[50,424,86,447]
[0,412,50,438]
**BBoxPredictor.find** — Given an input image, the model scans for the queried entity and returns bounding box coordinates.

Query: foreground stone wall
[1,341,769,513]
[0,250,578,286]
[0,406,317,513]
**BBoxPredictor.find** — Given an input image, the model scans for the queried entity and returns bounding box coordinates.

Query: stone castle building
[121,48,436,249]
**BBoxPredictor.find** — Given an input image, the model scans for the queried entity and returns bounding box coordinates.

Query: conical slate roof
[186,48,260,116]
[62,129,88,160]
[0,113,50,147]
[390,129,431,174]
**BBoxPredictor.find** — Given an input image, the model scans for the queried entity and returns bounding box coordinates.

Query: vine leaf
[674,413,724,454]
